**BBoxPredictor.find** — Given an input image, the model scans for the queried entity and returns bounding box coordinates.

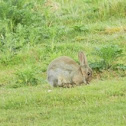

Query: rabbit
[47,51,92,87]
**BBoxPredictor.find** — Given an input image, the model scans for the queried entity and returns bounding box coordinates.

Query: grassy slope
[0,0,126,125]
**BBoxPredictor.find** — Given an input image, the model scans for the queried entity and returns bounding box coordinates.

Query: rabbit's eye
[87,72,90,76]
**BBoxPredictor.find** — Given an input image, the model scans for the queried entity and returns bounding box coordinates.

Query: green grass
[0,78,126,125]
[0,0,126,125]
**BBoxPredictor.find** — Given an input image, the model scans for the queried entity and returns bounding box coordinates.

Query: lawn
[0,78,126,125]
[0,0,126,125]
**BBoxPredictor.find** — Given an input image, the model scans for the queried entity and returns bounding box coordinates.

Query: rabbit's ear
[78,52,88,66]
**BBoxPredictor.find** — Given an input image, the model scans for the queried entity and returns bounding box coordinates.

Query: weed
[15,65,41,86]
[92,45,123,70]
[0,0,49,54]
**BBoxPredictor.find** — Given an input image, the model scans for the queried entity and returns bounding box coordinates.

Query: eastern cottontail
[47,52,92,87]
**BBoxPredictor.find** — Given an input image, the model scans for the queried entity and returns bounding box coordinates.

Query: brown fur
[47,52,92,87]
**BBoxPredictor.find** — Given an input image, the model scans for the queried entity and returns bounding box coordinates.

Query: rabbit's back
[48,56,79,71]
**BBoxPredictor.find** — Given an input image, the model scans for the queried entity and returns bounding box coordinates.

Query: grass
[0,0,126,125]
[0,78,126,125]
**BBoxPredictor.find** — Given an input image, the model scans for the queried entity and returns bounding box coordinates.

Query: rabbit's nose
[85,79,90,84]
[83,79,87,84]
